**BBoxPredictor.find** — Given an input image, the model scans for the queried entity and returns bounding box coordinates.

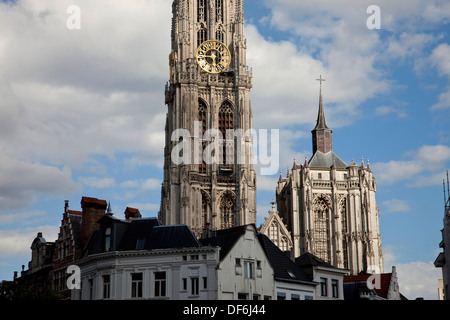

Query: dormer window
[105,227,111,251]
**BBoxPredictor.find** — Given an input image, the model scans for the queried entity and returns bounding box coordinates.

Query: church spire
[311,75,333,154]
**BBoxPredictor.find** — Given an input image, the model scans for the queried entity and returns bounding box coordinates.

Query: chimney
[81,197,107,247]
[124,207,142,220]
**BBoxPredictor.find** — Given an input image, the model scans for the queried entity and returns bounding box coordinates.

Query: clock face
[196,40,231,74]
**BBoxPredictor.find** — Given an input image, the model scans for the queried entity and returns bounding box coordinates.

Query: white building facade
[73,247,220,300]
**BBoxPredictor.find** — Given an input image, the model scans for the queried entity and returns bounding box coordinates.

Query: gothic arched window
[313,196,330,263]
[216,29,224,43]
[197,27,207,47]
[198,100,207,174]
[340,198,349,269]
[201,192,210,230]
[218,102,234,166]
[220,192,235,229]
[197,0,207,23]
[215,0,223,23]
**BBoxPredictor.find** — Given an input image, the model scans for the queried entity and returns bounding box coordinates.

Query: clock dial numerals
[196,40,231,74]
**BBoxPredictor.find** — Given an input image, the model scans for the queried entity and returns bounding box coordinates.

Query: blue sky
[0,0,449,300]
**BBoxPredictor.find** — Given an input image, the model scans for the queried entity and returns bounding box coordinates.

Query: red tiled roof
[344,272,393,298]
[81,196,107,206]
[68,210,82,216]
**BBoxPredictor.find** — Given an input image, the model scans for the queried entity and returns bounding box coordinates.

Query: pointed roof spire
[106,201,113,216]
[313,75,329,130]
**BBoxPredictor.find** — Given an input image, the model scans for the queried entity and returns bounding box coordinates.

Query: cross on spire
[316,75,326,88]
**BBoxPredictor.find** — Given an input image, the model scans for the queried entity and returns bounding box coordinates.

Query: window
[291,294,300,300]
[198,100,207,174]
[102,275,111,299]
[215,0,223,23]
[305,295,314,300]
[202,277,208,290]
[235,258,241,267]
[190,255,199,260]
[332,279,339,298]
[105,228,111,251]
[197,28,207,47]
[154,272,166,297]
[131,273,143,298]
[182,278,187,291]
[314,197,330,263]
[218,102,234,166]
[244,261,254,279]
[197,0,207,22]
[238,293,248,300]
[88,279,94,300]
[320,278,328,297]
[277,292,286,300]
[216,30,224,43]
[318,173,322,179]
[136,238,145,250]
[191,277,199,295]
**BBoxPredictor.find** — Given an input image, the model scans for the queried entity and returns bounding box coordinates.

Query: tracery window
[215,0,223,23]
[313,196,330,263]
[218,102,234,166]
[202,192,210,229]
[197,26,207,47]
[216,29,224,43]
[340,198,349,269]
[220,192,235,229]
[197,0,207,22]
[198,100,207,174]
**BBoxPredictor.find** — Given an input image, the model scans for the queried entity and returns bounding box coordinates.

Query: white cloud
[375,105,408,118]
[0,226,59,258]
[383,246,441,300]
[382,199,411,213]
[79,177,116,189]
[395,261,441,300]
[372,145,450,186]
[0,152,81,212]
[0,211,47,226]
[429,43,450,111]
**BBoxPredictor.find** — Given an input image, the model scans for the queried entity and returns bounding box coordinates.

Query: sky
[0,0,449,300]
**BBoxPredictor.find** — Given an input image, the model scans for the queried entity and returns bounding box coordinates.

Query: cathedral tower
[263,78,384,275]
[160,0,257,237]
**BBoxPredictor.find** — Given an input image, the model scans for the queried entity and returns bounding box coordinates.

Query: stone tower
[160,0,257,237]
[262,79,384,275]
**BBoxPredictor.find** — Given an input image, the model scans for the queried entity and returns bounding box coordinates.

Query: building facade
[160,0,257,237]
[263,83,384,275]
[435,171,450,300]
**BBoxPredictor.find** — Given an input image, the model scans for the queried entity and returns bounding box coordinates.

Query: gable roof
[257,233,315,285]
[82,217,202,257]
[199,225,249,261]
[309,151,347,169]
[344,272,393,299]
[296,252,336,269]
[259,205,292,251]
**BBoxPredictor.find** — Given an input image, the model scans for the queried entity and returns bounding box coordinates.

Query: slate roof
[295,252,336,269]
[82,217,202,258]
[344,272,393,299]
[257,233,315,285]
[309,150,347,169]
[69,213,83,249]
[199,225,248,261]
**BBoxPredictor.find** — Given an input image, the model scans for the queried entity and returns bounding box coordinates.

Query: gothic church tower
[160,0,257,237]
[263,79,384,275]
